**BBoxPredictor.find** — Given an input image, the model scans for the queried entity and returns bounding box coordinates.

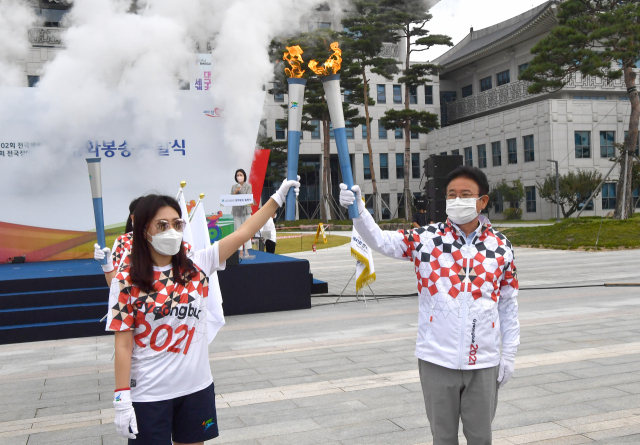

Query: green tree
[536,169,603,218]
[489,179,525,220]
[269,30,363,222]
[519,0,640,220]
[379,0,452,222]
[341,0,400,221]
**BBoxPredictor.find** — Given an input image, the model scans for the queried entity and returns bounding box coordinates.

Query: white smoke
[0,0,38,86]
[0,0,346,230]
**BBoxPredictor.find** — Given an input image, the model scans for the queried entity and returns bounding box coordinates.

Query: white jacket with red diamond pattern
[353,212,520,370]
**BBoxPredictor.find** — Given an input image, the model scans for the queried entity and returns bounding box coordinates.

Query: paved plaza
[0,244,639,444]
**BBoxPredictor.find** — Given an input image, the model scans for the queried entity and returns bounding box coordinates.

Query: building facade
[262,1,639,220]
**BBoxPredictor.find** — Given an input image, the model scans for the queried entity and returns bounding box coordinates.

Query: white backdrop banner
[0,88,264,232]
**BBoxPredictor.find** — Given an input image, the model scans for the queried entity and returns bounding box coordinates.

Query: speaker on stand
[423,155,463,223]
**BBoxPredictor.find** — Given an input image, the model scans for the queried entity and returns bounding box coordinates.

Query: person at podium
[231,168,253,258]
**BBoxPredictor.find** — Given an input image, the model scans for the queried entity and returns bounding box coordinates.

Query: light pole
[547,159,561,223]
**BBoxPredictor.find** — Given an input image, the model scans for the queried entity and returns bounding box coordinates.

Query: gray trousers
[419,359,499,445]
[233,214,252,251]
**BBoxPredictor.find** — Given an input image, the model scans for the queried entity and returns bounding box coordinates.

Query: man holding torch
[339,166,520,445]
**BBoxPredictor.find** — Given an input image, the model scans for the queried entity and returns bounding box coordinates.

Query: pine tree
[379,0,452,222]
[520,0,640,220]
[341,0,401,221]
[269,30,363,222]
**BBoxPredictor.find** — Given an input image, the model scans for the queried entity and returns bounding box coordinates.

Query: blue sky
[415,0,549,62]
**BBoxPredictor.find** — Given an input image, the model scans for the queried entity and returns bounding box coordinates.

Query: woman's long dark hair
[130,194,197,294]
[124,197,142,233]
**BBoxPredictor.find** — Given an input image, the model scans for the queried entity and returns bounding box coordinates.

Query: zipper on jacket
[456,233,474,370]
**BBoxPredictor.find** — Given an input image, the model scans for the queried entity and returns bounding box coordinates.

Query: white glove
[339,183,365,216]
[94,243,114,273]
[271,175,301,207]
[498,353,515,388]
[113,389,138,439]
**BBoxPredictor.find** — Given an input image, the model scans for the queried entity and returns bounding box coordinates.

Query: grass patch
[501,215,640,250]
[274,234,350,254]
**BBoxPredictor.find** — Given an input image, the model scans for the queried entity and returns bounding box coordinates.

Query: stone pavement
[0,245,639,445]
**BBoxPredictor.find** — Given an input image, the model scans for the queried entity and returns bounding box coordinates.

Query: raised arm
[339,184,413,261]
[218,178,299,262]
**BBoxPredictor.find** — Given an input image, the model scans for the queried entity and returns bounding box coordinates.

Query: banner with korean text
[0,88,263,262]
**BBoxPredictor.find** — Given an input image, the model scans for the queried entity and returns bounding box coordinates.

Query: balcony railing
[28,27,63,46]
[446,73,628,123]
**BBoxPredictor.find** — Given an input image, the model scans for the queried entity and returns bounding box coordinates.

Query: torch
[309,42,359,219]
[85,158,108,266]
[284,46,307,221]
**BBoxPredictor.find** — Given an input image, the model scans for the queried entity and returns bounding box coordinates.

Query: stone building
[262,1,639,220]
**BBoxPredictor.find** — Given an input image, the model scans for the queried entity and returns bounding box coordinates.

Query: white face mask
[236,175,244,183]
[146,228,183,256]
[446,197,482,225]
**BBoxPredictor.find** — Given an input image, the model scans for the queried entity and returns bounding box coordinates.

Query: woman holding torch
[107,177,299,445]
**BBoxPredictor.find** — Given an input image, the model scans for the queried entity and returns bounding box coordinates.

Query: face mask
[446,197,482,225]
[146,228,183,256]
[236,175,244,183]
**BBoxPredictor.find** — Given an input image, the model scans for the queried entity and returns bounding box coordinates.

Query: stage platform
[0,250,326,345]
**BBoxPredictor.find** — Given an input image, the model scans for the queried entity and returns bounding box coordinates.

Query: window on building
[440,151,447,155]
[492,141,502,166]
[380,153,388,179]
[440,91,456,126]
[362,124,367,139]
[461,85,473,98]
[397,192,406,218]
[27,76,40,87]
[602,183,617,209]
[364,194,374,215]
[493,191,503,213]
[477,144,487,168]
[633,187,640,208]
[525,186,536,213]
[275,121,286,140]
[411,119,419,139]
[507,138,517,164]
[464,147,473,166]
[409,85,418,104]
[343,89,351,103]
[412,153,420,178]
[393,84,402,104]
[480,76,492,92]
[574,96,606,100]
[523,135,534,162]
[329,122,334,139]
[345,121,354,139]
[378,121,387,139]
[625,131,640,156]
[318,22,332,29]
[396,153,404,179]
[424,85,433,104]
[377,84,386,104]
[395,128,403,139]
[363,153,371,180]
[381,193,391,220]
[311,120,320,139]
[497,70,510,86]
[600,131,615,158]
[451,149,460,156]
[274,91,284,102]
[576,192,594,211]
[575,131,591,158]
[518,63,529,77]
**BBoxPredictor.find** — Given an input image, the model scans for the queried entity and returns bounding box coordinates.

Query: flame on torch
[308,42,342,76]
[284,45,305,78]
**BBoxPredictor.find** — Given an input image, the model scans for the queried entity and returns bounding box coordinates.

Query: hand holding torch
[309,42,359,219]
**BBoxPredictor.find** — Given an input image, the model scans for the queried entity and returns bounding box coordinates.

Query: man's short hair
[445,166,490,196]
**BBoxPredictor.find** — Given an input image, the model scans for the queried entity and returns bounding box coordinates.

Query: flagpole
[85,158,108,266]
[176,180,186,200]
[189,193,204,222]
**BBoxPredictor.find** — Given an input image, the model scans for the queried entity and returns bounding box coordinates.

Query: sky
[415,0,550,62]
